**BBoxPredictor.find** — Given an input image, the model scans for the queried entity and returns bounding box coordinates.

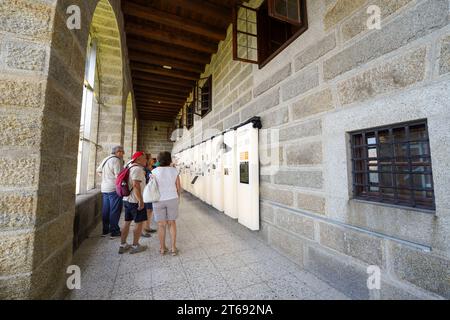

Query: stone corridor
[67,193,349,300]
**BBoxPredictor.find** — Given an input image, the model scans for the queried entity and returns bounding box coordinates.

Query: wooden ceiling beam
[136,95,186,106]
[127,39,211,65]
[126,22,217,54]
[134,87,189,99]
[131,62,199,81]
[123,2,226,41]
[166,0,232,22]
[136,101,183,109]
[134,84,189,96]
[138,111,178,116]
[129,51,204,74]
[133,80,191,93]
[139,116,176,121]
[138,106,181,112]
[135,91,188,100]
[132,72,195,88]
[138,111,180,116]
[135,92,187,101]
[138,109,177,114]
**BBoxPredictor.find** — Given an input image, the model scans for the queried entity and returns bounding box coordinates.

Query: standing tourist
[151,152,181,256]
[96,145,124,238]
[119,151,148,254]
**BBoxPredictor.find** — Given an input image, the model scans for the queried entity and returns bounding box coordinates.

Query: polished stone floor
[67,193,350,300]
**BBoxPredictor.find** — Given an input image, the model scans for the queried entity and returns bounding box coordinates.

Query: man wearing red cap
[119,151,148,254]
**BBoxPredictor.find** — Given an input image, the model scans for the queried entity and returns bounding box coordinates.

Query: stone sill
[351,199,436,215]
[75,189,101,206]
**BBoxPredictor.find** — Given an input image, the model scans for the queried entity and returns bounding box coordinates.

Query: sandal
[170,248,179,256]
[160,248,168,255]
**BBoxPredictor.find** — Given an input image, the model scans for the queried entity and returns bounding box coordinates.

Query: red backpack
[115,164,137,197]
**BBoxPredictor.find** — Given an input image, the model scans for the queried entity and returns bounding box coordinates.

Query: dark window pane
[396,173,411,188]
[378,130,391,143]
[395,164,410,173]
[379,173,394,187]
[379,143,393,158]
[353,134,364,146]
[393,127,406,142]
[379,164,392,172]
[274,0,287,16]
[411,166,428,174]
[287,0,300,21]
[410,142,429,156]
[412,174,433,190]
[394,143,408,158]
[409,124,427,140]
[380,187,395,198]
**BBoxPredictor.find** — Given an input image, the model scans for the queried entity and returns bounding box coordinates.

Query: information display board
[236,122,259,231]
[204,139,212,205]
[212,135,224,212]
[223,130,238,219]
[173,117,261,230]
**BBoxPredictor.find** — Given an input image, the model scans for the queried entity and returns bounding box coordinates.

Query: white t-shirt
[123,165,146,204]
[96,156,123,193]
[151,167,179,201]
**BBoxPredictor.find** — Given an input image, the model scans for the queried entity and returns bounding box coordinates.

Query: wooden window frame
[194,75,212,119]
[186,103,194,130]
[350,120,435,211]
[268,0,304,26]
[233,0,308,68]
[233,5,259,64]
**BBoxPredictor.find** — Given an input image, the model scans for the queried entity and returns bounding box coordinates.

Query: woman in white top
[151,151,181,256]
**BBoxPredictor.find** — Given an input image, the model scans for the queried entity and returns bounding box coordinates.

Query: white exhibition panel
[177,152,184,190]
[193,144,200,198]
[182,150,187,190]
[223,131,238,219]
[187,148,194,194]
[198,142,206,201]
[236,122,260,231]
[174,117,261,231]
[211,135,224,212]
[204,139,212,205]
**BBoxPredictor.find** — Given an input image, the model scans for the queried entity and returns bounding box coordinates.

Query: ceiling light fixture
[163,65,172,70]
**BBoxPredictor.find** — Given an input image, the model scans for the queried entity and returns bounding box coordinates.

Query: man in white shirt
[119,151,148,254]
[96,145,124,238]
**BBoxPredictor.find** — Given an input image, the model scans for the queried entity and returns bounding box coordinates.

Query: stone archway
[90,0,124,163]
[123,93,134,161]
[0,0,129,300]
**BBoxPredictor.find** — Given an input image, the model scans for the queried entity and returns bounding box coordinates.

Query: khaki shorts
[153,198,179,222]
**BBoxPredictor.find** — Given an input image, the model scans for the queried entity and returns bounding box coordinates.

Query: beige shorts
[153,198,179,222]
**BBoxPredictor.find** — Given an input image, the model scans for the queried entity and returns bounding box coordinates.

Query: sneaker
[144,228,157,234]
[118,243,131,254]
[130,244,148,254]
[141,232,152,238]
[110,232,121,239]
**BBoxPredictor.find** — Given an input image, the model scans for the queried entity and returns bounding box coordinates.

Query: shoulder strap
[102,156,119,169]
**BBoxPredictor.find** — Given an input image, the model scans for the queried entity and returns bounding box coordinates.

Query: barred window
[351,121,435,210]
[186,103,194,130]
